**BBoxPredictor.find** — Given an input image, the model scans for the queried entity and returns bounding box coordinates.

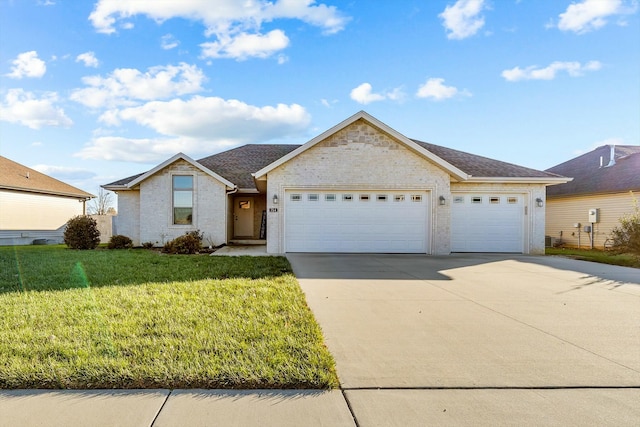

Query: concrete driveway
[288,253,640,425]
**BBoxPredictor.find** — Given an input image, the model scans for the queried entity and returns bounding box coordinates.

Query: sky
[1,0,639,205]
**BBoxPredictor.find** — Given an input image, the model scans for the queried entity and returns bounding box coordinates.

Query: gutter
[0,185,95,200]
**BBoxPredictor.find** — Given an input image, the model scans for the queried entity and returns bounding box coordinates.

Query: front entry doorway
[234,197,254,237]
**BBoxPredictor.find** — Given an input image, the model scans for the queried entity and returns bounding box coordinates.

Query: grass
[0,245,338,389]
[546,247,640,268]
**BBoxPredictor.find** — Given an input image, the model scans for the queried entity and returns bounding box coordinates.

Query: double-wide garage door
[285,190,429,253]
[451,193,524,253]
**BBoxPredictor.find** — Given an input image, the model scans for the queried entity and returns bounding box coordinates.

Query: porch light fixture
[273,194,278,204]
[536,197,543,207]
[439,195,446,206]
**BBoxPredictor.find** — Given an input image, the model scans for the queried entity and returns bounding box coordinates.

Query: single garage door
[451,193,524,253]
[285,190,429,253]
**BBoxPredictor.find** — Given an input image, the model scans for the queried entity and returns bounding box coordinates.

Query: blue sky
[1,0,638,201]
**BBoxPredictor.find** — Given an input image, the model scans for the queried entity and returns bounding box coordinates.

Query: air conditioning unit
[545,236,556,247]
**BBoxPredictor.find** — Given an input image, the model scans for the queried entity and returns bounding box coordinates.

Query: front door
[234,197,254,237]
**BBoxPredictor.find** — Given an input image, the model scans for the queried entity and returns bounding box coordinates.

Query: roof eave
[1,185,94,199]
[101,184,130,191]
[548,188,640,199]
[464,177,573,185]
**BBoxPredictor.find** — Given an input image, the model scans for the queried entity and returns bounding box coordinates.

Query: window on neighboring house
[173,175,193,225]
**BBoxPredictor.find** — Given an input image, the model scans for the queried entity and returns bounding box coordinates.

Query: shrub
[162,230,203,254]
[610,194,640,255]
[142,242,155,249]
[63,216,101,250]
[108,235,133,249]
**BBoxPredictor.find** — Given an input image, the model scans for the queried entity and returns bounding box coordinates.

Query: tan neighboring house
[545,144,640,249]
[104,111,569,255]
[0,156,94,245]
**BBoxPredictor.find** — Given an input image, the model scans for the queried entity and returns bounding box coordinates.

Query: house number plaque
[269,208,278,212]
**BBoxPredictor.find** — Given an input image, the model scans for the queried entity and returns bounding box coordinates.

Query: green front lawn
[546,247,640,268]
[0,246,338,389]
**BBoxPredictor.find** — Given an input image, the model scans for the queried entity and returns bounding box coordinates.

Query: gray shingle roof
[412,140,562,178]
[197,144,299,189]
[546,145,640,197]
[1,156,94,199]
[105,140,561,189]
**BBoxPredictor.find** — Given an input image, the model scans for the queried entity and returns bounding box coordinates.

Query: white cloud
[277,54,289,65]
[501,60,602,81]
[0,89,73,129]
[70,63,206,108]
[88,0,348,60]
[6,51,46,78]
[350,83,404,105]
[416,78,468,100]
[31,164,97,181]
[77,97,311,162]
[76,51,100,68]
[557,0,637,34]
[201,30,289,60]
[439,0,486,40]
[161,34,179,50]
[76,136,189,163]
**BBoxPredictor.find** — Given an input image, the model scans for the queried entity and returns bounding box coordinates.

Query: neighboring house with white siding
[104,111,569,255]
[545,145,640,249]
[0,156,94,245]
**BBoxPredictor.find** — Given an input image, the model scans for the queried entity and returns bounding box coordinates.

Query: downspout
[225,186,238,244]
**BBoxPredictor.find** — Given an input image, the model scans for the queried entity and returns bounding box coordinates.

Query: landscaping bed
[546,247,640,268]
[0,246,338,389]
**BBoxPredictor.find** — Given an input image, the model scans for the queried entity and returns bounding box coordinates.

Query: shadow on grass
[0,245,292,294]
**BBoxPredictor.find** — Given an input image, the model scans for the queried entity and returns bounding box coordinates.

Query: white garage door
[451,194,524,253]
[285,190,429,253]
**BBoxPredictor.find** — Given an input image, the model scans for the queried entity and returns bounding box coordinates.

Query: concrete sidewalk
[0,389,355,427]
[1,254,639,426]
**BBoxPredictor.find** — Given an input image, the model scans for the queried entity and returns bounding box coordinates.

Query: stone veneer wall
[266,119,451,254]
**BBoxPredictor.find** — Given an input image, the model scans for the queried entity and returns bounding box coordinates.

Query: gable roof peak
[253,110,470,182]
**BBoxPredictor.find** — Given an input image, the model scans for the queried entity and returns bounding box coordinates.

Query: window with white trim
[394,195,405,202]
[360,194,370,201]
[308,194,319,201]
[325,194,336,201]
[173,175,193,225]
[377,195,388,201]
[411,195,422,202]
[291,194,302,201]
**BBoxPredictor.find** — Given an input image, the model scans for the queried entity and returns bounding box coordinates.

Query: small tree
[64,216,101,250]
[87,188,114,215]
[610,193,640,255]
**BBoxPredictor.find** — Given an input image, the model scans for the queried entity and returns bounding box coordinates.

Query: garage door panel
[285,191,428,253]
[451,194,524,253]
